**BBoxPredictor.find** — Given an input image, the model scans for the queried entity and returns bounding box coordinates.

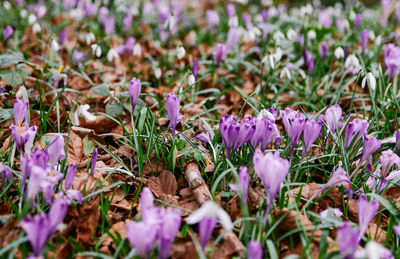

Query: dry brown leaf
[147,170,178,197]
[67,131,83,165]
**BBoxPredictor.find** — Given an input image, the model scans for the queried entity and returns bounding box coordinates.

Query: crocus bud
[90,148,98,176]
[3,25,13,40]
[128,77,141,112]
[303,120,321,156]
[206,10,219,30]
[361,29,369,56]
[319,42,328,61]
[65,163,77,190]
[303,49,314,76]
[166,93,181,140]
[102,16,115,35]
[354,14,363,28]
[192,58,199,78]
[13,98,29,125]
[229,166,249,203]
[325,104,342,134]
[212,43,229,66]
[48,134,66,168]
[248,240,263,259]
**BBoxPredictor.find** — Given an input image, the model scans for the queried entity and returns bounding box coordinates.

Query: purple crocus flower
[212,43,230,66]
[129,77,141,112]
[229,166,249,203]
[310,167,352,201]
[219,114,255,157]
[281,108,305,154]
[242,13,253,30]
[261,10,268,20]
[354,14,363,28]
[379,150,400,177]
[344,44,349,60]
[59,28,67,45]
[227,4,235,19]
[48,195,70,233]
[63,0,77,9]
[206,10,219,30]
[325,104,342,134]
[199,216,217,249]
[126,220,158,258]
[361,29,369,56]
[90,148,98,176]
[13,98,29,125]
[123,15,133,32]
[72,49,87,67]
[360,135,382,169]
[397,8,400,25]
[48,134,65,168]
[166,93,181,140]
[20,213,50,257]
[10,123,37,153]
[226,27,240,49]
[196,132,212,145]
[303,119,321,156]
[303,49,314,75]
[158,207,181,259]
[64,163,76,190]
[253,149,290,221]
[298,34,305,47]
[0,163,12,188]
[337,222,360,259]
[358,194,379,238]
[366,169,400,192]
[344,119,369,149]
[192,58,199,78]
[249,115,280,151]
[396,129,400,154]
[384,44,400,78]
[336,18,346,33]
[248,240,263,259]
[102,16,115,35]
[83,2,97,16]
[394,225,400,237]
[319,42,328,61]
[3,25,14,40]
[318,9,332,28]
[381,0,391,26]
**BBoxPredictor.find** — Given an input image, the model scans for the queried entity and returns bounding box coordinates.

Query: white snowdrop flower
[298,69,306,79]
[268,6,277,16]
[354,241,393,259]
[334,3,343,12]
[375,35,382,46]
[107,48,119,62]
[280,67,291,80]
[154,68,162,79]
[74,104,96,126]
[91,44,102,57]
[228,16,239,28]
[255,14,264,24]
[261,0,272,6]
[85,32,95,45]
[176,46,185,59]
[188,74,195,86]
[166,15,177,32]
[32,23,41,33]
[368,31,375,41]
[243,27,261,43]
[361,72,376,91]
[273,47,283,62]
[20,9,28,18]
[153,40,161,49]
[51,39,59,52]
[3,1,11,10]
[334,47,345,59]
[28,14,37,25]
[257,109,275,121]
[349,10,356,21]
[307,30,316,40]
[286,29,298,43]
[344,54,362,74]
[186,201,233,231]
[262,55,275,69]
[273,31,285,42]
[69,8,84,21]
[133,43,142,57]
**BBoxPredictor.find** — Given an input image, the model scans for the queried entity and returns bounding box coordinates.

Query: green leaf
[105,102,124,117]
[92,84,110,96]
[0,68,29,87]
[0,108,13,121]
[83,135,95,157]
[0,52,24,67]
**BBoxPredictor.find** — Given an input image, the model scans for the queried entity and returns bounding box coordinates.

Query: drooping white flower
[32,23,41,33]
[176,46,186,59]
[344,54,362,74]
[286,29,298,43]
[307,30,316,40]
[107,48,119,62]
[74,104,97,126]
[51,39,59,52]
[154,68,162,79]
[188,74,195,86]
[273,31,285,42]
[91,44,102,57]
[334,47,345,59]
[361,72,376,91]
[280,67,291,79]
[20,10,27,18]
[3,1,11,10]
[28,14,37,25]
[258,109,275,121]
[85,32,95,45]
[133,43,142,57]
[186,201,233,231]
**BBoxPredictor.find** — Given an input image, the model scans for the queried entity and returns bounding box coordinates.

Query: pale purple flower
[20,213,50,257]
[281,107,305,154]
[126,220,158,258]
[319,9,332,28]
[229,166,249,203]
[397,129,400,155]
[140,187,154,215]
[253,149,290,220]
[248,240,263,259]
[117,36,136,55]
[394,225,400,237]
[64,163,76,190]
[381,0,391,26]
[129,77,141,112]
[384,44,400,78]
[123,15,133,32]
[397,8,400,25]
[90,148,98,175]
[199,216,217,249]
[83,2,97,16]
[227,4,235,18]
[226,27,240,49]
[344,119,369,149]
[325,104,342,133]
[319,42,328,61]
[311,167,352,201]
[242,13,253,30]
[48,134,65,168]
[361,29,369,56]
[13,98,29,125]
[303,49,314,75]
[358,194,379,238]
[303,120,321,156]
[366,169,400,192]
[354,14,363,28]
[196,132,212,145]
[212,43,229,66]
[72,49,86,67]
[3,25,14,40]
[344,44,349,60]
[192,58,199,78]
[102,16,115,35]
[249,114,280,151]
[166,93,181,140]
[336,18,346,33]
[63,0,77,9]
[337,222,360,259]
[261,10,268,20]
[361,135,382,169]
[379,150,400,177]
[10,123,37,153]
[59,28,67,45]
[48,195,70,233]
[219,114,255,157]
[0,163,12,188]
[299,34,305,47]
[206,10,219,30]
[158,208,181,259]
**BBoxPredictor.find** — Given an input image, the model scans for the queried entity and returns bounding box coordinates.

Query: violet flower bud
[360,135,382,168]
[102,16,115,35]
[126,220,158,258]
[196,132,212,145]
[229,166,249,203]
[319,42,328,61]
[253,149,290,221]
[337,222,360,258]
[129,77,141,112]
[206,10,219,30]
[64,163,77,190]
[59,28,67,45]
[90,148,98,175]
[281,108,305,154]
[303,119,321,156]
[354,14,363,28]
[361,29,369,56]
[358,194,379,238]
[379,150,400,177]
[242,13,253,30]
[303,49,314,76]
[396,129,400,155]
[158,207,181,259]
[48,195,70,233]
[248,240,263,259]
[192,58,199,78]
[3,25,14,40]
[123,15,133,32]
[83,2,97,16]
[20,213,50,257]
[226,4,235,19]
[166,93,181,140]
[212,43,229,66]
[0,163,12,188]
[298,34,305,47]
[344,44,349,60]
[384,44,400,78]
[344,119,369,149]
[48,134,65,168]
[325,104,342,134]
[310,167,352,201]
[13,98,29,126]
[318,9,332,28]
[10,123,37,153]
[72,49,87,67]
[226,27,240,49]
